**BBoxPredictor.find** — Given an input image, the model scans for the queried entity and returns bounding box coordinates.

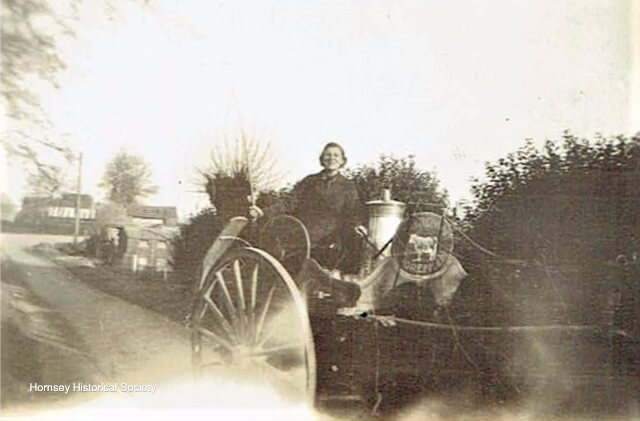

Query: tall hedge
[464,132,640,266]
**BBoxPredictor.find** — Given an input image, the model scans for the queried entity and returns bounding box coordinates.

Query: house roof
[122,224,179,241]
[59,193,94,208]
[127,205,177,222]
[22,194,94,209]
[22,196,53,208]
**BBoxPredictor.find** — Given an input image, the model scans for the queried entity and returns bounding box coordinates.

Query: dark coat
[294,171,363,241]
[292,171,365,272]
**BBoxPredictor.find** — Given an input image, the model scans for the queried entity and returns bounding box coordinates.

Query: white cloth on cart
[355,255,468,309]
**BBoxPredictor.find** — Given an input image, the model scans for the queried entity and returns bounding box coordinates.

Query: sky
[3,0,639,219]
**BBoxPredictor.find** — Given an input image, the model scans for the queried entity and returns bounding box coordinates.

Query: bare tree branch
[203,131,282,194]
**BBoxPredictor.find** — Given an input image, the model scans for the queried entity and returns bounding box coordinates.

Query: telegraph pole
[73,152,83,246]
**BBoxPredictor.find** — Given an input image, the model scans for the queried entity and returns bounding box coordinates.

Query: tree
[171,133,281,283]
[2,0,75,178]
[25,165,68,197]
[345,155,448,212]
[453,131,640,365]
[99,151,158,205]
[1,0,148,176]
[170,208,219,277]
[1,193,17,221]
[199,131,281,215]
[202,131,281,194]
[464,131,640,264]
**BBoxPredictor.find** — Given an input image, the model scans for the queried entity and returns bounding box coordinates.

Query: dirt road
[1,234,319,421]
[1,234,192,416]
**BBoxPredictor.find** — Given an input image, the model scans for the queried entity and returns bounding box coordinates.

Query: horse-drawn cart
[189,195,639,414]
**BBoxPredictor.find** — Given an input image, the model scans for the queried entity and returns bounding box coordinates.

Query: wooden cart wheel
[191,247,316,405]
[260,215,311,277]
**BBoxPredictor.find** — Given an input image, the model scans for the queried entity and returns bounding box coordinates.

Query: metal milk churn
[360,189,406,275]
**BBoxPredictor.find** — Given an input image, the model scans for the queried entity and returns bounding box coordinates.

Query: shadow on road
[1,258,100,414]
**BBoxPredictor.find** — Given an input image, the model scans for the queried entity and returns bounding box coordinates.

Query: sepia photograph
[1,1,639,420]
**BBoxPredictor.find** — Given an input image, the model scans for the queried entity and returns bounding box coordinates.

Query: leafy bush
[170,208,221,282]
[346,155,448,211]
[171,175,254,285]
[463,132,640,265]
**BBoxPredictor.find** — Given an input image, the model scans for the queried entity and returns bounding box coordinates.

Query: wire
[446,218,499,258]
[443,305,479,372]
[373,315,601,332]
[371,315,383,416]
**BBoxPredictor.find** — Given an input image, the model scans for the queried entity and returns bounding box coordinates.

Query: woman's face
[320,146,345,171]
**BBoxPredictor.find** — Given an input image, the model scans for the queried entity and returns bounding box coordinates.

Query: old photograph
[1,1,639,420]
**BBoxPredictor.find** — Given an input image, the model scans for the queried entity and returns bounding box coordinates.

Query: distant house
[15,196,51,225]
[127,205,177,226]
[98,204,179,273]
[15,193,96,232]
[46,194,96,220]
[119,225,179,273]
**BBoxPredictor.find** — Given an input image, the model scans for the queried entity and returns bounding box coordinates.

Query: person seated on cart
[250,142,367,275]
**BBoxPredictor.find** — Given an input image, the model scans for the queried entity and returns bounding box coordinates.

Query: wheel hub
[231,344,263,367]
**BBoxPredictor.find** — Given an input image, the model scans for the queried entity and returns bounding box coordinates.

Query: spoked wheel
[260,215,311,277]
[191,247,316,405]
